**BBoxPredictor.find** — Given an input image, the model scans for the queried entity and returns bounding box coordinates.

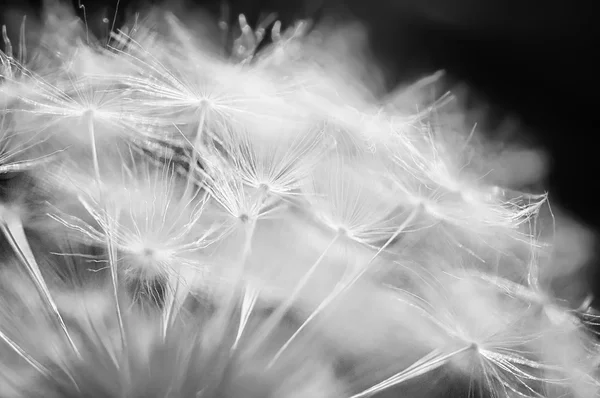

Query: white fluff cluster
[0,4,598,398]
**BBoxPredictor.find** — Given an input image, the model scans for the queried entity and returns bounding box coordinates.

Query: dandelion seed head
[0,4,595,398]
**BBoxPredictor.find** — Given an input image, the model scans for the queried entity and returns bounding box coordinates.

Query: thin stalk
[223,188,272,352]
[161,271,190,340]
[231,283,260,351]
[0,327,81,391]
[201,216,258,395]
[183,107,207,199]
[87,116,128,367]
[350,344,477,398]
[243,231,343,358]
[0,210,81,359]
[268,204,422,368]
[221,216,258,336]
[165,109,209,337]
[0,322,53,379]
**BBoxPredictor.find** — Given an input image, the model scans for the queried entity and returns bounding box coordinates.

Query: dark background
[1,0,598,295]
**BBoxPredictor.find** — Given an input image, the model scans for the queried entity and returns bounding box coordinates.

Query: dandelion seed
[467,266,600,396]
[12,73,136,139]
[383,131,547,258]
[227,121,332,198]
[111,23,288,153]
[268,205,422,368]
[202,151,276,224]
[196,146,293,350]
[383,272,573,398]
[50,156,224,336]
[302,149,425,250]
[263,151,425,367]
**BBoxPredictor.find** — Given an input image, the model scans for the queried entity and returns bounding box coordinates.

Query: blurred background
[1,0,598,297]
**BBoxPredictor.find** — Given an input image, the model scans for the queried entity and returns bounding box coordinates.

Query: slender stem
[162,276,179,339]
[87,116,103,185]
[223,188,272,351]
[163,108,207,337]
[223,217,258,326]
[244,231,342,358]
[0,323,82,392]
[87,116,128,367]
[161,270,190,340]
[0,328,52,378]
[231,283,260,351]
[183,108,207,199]
[268,204,422,368]
[202,217,258,394]
[350,344,476,398]
[0,211,81,359]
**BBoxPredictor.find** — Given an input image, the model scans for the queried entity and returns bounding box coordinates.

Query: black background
[1,0,598,295]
